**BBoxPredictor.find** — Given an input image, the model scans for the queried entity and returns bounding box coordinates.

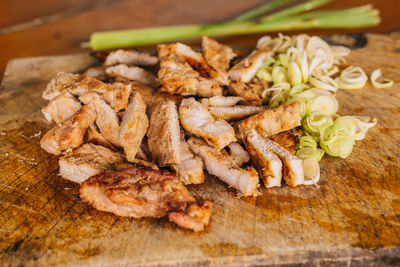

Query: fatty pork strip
[229,47,273,83]
[80,166,212,231]
[102,83,132,112]
[40,105,97,155]
[86,124,116,151]
[42,92,82,123]
[237,102,301,140]
[202,36,237,74]
[188,137,259,197]
[179,98,236,150]
[104,49,159,66]
[147,100,182,166]
[157,45,223,97]
[227,142,250,167]
[263,138,304,187]
[228,79,265,106]
[209,105,266,121]
[59,143,124,183]
[168,201,213,232]
[245,130,282,188]
[208,96,243,107]
[105,64,158,88]
[119,92,148,162]
[269,128,303,155]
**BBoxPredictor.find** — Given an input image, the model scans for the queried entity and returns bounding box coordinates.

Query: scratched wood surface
[0,33,400,266]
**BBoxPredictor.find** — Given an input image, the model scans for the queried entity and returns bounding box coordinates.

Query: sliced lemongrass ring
[302,158,321,185]
[370,69,394,88]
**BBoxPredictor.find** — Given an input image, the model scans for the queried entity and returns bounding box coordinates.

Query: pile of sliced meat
[40,36,305,232]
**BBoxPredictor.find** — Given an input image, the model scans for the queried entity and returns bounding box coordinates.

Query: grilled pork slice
[237,102,301,141]
[88,94,121,147]
[40,105,97,155]
[209,105,266,121]
[158,53,223,97]
[102,83,132,112]
[131,81,157,106]
[80,166,196,218]
[105,64,158,88]
[59,143,124,183]
[168,201,213,232]
[245,130,282,188]
[42,92,82,123]
[120,92,149,162]
[188,137,259,196]
[42,72,81,100]
[269,128,303,155]
[263,138,304,187]
[136,138,151,161]
[147,100,182,166]
[208,96,243,107]
[227,142,250,167]
[84,66,107,81]
[202,36,237,74]
[228,80,265,106]
[171,134,205,184]
[179,98,236,150]
[229,47,273,83]
[86,124,116,151]
[104,49,159,66]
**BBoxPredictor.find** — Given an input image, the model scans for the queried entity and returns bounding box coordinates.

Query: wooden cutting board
[1,33,400,266]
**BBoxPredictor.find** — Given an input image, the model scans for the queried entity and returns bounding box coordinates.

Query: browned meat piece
[158,53,223,97]
[42,92,82,123]
[88,94,121,147]
[147,100,181,166]
[151,92,183,107]
[113,160,159,171]
[131,81,157,106]
[40,105,97,155]
[42,72,81,100]
[208,96,243,107]
[262,138,304,187]
[80,166,195,218]
[228,80,265,106]
[59,143,124,183]
[179,98,236,150]
[104,49,158,66]
[188,137,259,196]
[120,92,149,162]
[202,36,237,74]
[209,105,266,121]
[68,75,112,96]
[168,201,213,232]
[84,66,107,81]
[105,64,158,88]
[237,102,301,141]
[269,128,303,155]
[136,138,151,161]
[229,47,273,83]
[245,130,282,188]
[102,83,132,112]
[227,142,249,167]
[86,124,116,151]
[171,133,205,184]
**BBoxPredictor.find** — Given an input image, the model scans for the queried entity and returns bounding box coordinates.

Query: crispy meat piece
[147,100,182,166]
[229,47,273,83]
[131,81,157,106]
[227,142,250,167]
[42,92,82,123]
[40,105,97,155]
[106,64,158,88]
[88,94,121,147]
[120,92,149,162]
[104,49,159,66]
[168,201,213,232]
[80,166,195,218]
[188,137,259,196]
[269,128,303,155]
[42,72,81,100]
[263,138,304,187]
[179,98,236,150]
[209,105,266,121]
[228,80,264,106]
[245,130,282,188]
[237,102,301,141]
[84,66,107,81]
[59,143,124,184]
[202,36,237,74]
[86,124,116,151]
[103,83,132,112]
[208,96,243,107]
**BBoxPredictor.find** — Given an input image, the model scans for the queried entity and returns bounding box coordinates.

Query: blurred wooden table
[0,0,399,81]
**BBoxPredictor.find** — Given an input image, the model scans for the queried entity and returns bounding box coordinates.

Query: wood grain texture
[1,33,400,266]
